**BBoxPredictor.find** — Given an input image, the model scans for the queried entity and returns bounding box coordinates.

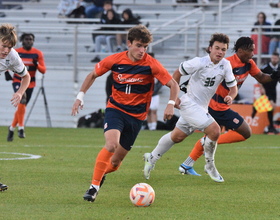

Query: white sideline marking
[0,152,42,160]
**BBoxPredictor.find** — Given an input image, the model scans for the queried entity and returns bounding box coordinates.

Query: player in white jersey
[143,33,237,183]
[0,23,30,191]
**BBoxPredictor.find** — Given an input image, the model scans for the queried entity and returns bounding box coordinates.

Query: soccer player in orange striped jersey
[181,37,280,177]
[71,24,179,203]
[7,33,46,141]
[0,23,31,191]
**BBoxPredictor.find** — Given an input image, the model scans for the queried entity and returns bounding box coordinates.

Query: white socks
[182,156,195,167]
[148,122,157,130]
[203,136,217,162]
[150,132,175,164]
[90,184,100,191]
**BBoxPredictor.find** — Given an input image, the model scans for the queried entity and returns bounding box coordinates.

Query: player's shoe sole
[178,164,201,176]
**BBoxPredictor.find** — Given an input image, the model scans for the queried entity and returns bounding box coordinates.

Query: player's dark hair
[127,24,152,44]
[272,52,279,57]
[104,0,113,6]
[20,33,35,42]
[233,37,254,52]
[206,33,229,53]
[0,23,17,47]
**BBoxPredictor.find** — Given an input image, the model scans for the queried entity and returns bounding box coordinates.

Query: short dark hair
[233,37,254,52]
[20,33,35,42]
[104,0,113,6]
[272,52,279,57]
[206,33,229,53]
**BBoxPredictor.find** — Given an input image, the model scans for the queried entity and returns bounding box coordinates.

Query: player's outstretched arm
[163,78,179,121]
[71,71,99,116]
[11,73,30,107]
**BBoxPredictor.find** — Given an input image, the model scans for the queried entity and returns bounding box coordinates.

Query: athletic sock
[11,110,19,128]
[148,122,157,130]
[17,103,26,127]
[91,148,113,186]
[9,126,16,131]
[203,136,217,162]
[182,156,195,167]
[267,110,274,127]
[90,184,100,191]
[189,137,205,161]
[218,130,245,144]
[105,161,122,174]
[150,132,174,164]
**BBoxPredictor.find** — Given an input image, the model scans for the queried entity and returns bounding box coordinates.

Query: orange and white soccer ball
[129,183,155,207]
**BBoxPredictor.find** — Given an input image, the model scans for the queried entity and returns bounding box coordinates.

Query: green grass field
[0,126,279,220]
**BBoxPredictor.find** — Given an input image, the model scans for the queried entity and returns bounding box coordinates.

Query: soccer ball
[129,183,155,207]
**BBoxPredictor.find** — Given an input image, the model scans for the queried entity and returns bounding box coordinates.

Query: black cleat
[267,125,279,135]
[18,129,25,138]
[7,127,14,142]
[83,175,106,202]
[83,187,98,202]
[0,183,8,192]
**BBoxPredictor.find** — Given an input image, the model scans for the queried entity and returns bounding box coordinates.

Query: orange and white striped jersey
[95,51,172,120]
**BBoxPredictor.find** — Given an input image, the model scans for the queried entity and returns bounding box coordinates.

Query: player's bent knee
[171,135,185,143]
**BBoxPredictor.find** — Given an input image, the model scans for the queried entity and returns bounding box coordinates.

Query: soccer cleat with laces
[83,187,98,202]
[143,153,155,180]
[178,164,201,176]
[83,175,106,202]
[0,183,8,191]
[204,161,224,183]
[7,127,14,142]
[18,129,25,138]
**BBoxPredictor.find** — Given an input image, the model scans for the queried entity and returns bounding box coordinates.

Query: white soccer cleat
[143,153,155,180]
[204,162,224,183]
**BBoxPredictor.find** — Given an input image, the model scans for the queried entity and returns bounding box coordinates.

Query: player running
[7,33,46,141]
[0,23,31,191]
[71,24,179,203]
[179,37,280,177]
[143,33,237,183]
